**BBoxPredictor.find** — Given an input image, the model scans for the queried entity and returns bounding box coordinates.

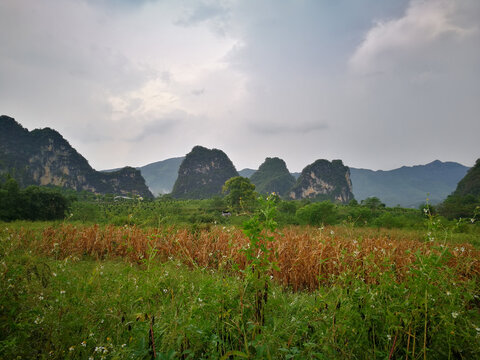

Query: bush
[296,201,339,226]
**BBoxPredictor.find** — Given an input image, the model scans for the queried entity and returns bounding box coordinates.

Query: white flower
[330,230,335,235]
[446,291,451,296]
[60,290,66,294]
[451,312,459,319]
[69,346,75,351]
[121,343,126,348]
[387,335,391,341]
[163,288,168,294]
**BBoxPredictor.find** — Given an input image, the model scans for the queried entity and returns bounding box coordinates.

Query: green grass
[1,223,480,359]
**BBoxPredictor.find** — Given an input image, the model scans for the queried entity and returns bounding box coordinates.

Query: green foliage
[361,196,386,210]
[249,157,296,197]
[453,158,480,197]
[0,178,71,221]
[240,194,279,331]
[222,176,256,212]
[296,201,339,226]
[438,158,480,220]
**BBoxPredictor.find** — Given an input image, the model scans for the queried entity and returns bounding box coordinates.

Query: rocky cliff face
[171,145,238,199]
[250,157,296,197]
[0,115,153,198]
[289,159,353,203]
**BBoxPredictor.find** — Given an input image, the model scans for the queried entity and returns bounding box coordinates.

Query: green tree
[296,201,339,226]
[361,197,385,210]
[222,176,256,212]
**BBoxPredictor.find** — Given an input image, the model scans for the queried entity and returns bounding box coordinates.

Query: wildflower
[81,341,87,347]
[89,333,94,337]
[446,291,451,296]
[471,218,475,223]
[60,290,66,294]
[163,288,168,294]
[121,344,127,348]
[38,295,44,301]
[107,337,111,341]
[451,312,459,319]
[69,346,75,351]
[387,335,391,341]
[330,230,335,235]
[52,272,57,277]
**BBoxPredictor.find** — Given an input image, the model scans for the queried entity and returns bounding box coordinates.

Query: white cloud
[349,0,478,75]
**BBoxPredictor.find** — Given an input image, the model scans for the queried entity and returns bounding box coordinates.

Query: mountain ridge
[132,157,468,206]
[0,116,153,198]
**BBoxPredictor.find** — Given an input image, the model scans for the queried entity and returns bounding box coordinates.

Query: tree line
[0,177,72,221]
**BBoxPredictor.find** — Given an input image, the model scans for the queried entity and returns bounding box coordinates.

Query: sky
[1,0,479,172]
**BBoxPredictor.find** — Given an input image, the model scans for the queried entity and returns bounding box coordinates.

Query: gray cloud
[175,2,228,27]
[0,0,479,172]
[249,121,328,136]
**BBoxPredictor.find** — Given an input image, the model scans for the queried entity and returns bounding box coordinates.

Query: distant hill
[350,160,470,207]
[0,115,153,198]
[171,146,238,199]
[289,159,353,203]
[250,157,296,197]
[138,157,185,196]
[103,157,185,196]
[100,152,469,206]
[238,168,256,178]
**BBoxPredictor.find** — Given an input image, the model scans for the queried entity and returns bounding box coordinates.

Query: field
[1,199,480,359]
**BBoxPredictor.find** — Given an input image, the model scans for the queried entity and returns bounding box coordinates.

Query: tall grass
[1,217,480,358]
[18,223,477,291]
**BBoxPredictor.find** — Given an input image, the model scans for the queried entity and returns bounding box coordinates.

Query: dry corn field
[10,224,480,291]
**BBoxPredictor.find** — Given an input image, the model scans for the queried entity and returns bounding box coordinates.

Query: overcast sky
[1,0,479,172]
